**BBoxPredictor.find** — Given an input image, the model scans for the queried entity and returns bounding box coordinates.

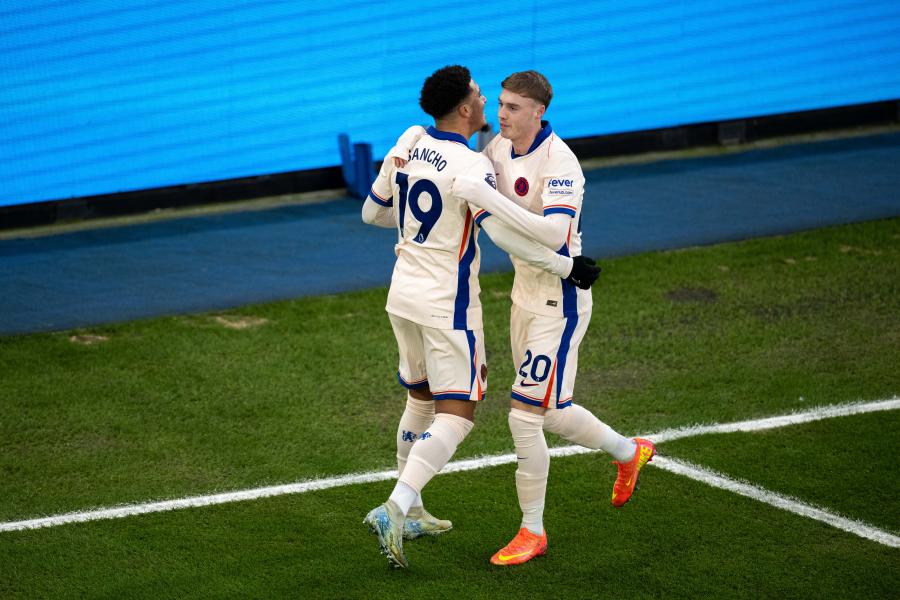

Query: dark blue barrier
[338,134,376,200]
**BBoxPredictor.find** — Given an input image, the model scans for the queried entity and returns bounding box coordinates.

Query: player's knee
[509,407,544,443]
[405,393,434,418]
[543,406,570,435]
[432,412,474,445]
[435,399,477,423]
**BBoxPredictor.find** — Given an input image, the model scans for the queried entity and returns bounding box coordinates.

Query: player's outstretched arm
[480,215,569,275]
[452,175,569,249]
[479,216,600,289]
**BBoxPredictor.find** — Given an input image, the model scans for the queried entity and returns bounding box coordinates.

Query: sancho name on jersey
[368,126,495,331]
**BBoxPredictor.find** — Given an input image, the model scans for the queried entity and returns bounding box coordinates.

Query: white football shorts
[509,303,591,409]
[389,313,487,401]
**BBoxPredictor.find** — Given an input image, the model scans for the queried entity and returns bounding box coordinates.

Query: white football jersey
[483,122,591,317]
[369,126,494,330]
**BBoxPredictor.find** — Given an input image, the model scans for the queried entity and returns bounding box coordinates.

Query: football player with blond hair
[450,70,658,565]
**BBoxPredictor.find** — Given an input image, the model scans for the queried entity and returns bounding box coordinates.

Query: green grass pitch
[1,218,898,598]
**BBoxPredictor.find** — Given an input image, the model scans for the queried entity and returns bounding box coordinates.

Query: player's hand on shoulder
[566,255,601,290]
[398,125,426,142]
[387,125,426,168]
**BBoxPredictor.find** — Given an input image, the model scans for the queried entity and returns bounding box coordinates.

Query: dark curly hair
[419,65,472,120]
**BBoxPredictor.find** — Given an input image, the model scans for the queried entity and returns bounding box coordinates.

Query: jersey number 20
[395,173,442,244]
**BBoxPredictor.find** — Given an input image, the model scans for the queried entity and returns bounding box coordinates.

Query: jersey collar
[511,121,553,158]
[426,126,470,148]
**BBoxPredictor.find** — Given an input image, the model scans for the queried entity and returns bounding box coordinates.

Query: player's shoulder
[546,133,583,176]
[419,133,481,172]
[483,133,509,159]
[466,151,495,182]
[400,124,427,139]
[457,142,492,169]
[486,134,519,168]
[436,141,491,183]
[547,132,578,163]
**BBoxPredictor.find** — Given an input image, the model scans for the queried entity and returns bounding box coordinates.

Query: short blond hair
[501,70,552,108]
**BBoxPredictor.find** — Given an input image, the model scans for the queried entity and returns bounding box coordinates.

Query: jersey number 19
[396,173,442,244]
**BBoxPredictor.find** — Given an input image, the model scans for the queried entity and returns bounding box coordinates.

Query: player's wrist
[559,255,574,278]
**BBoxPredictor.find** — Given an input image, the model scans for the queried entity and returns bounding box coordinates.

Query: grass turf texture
[1,218,898,596]
[662,410,900,534]
[2,456,897,598]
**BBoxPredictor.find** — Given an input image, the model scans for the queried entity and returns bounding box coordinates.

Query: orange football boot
[611,437,656,507]
[490,528,548,566]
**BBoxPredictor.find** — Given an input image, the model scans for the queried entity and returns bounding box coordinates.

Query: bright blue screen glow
[2,0,899,206]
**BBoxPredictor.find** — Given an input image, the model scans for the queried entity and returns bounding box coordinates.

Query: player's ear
[535,104,546,119]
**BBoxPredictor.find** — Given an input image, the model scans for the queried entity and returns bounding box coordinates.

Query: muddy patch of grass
[665,287,718,303]
[69,334,109,345]
[212,315,269,330]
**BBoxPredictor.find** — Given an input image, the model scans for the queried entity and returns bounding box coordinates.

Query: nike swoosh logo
[498,550,533,561]
[519,381,539,387]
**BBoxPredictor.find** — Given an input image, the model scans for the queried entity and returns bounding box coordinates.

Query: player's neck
[434,118,476,140]
[512,121,543,155]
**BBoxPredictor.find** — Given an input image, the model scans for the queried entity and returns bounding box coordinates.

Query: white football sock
[509,408,549,535]
[388,481,418,517]
[397,412,474,496]
[543,404,636,462]
[396,394,434,509]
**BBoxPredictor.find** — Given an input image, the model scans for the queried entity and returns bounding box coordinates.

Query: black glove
[566,255,601,290]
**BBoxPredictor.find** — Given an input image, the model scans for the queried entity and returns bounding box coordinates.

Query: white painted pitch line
[1,397,897,534]
[646,397,900,444]
[0,470,400,533]
[653,456,900,548]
